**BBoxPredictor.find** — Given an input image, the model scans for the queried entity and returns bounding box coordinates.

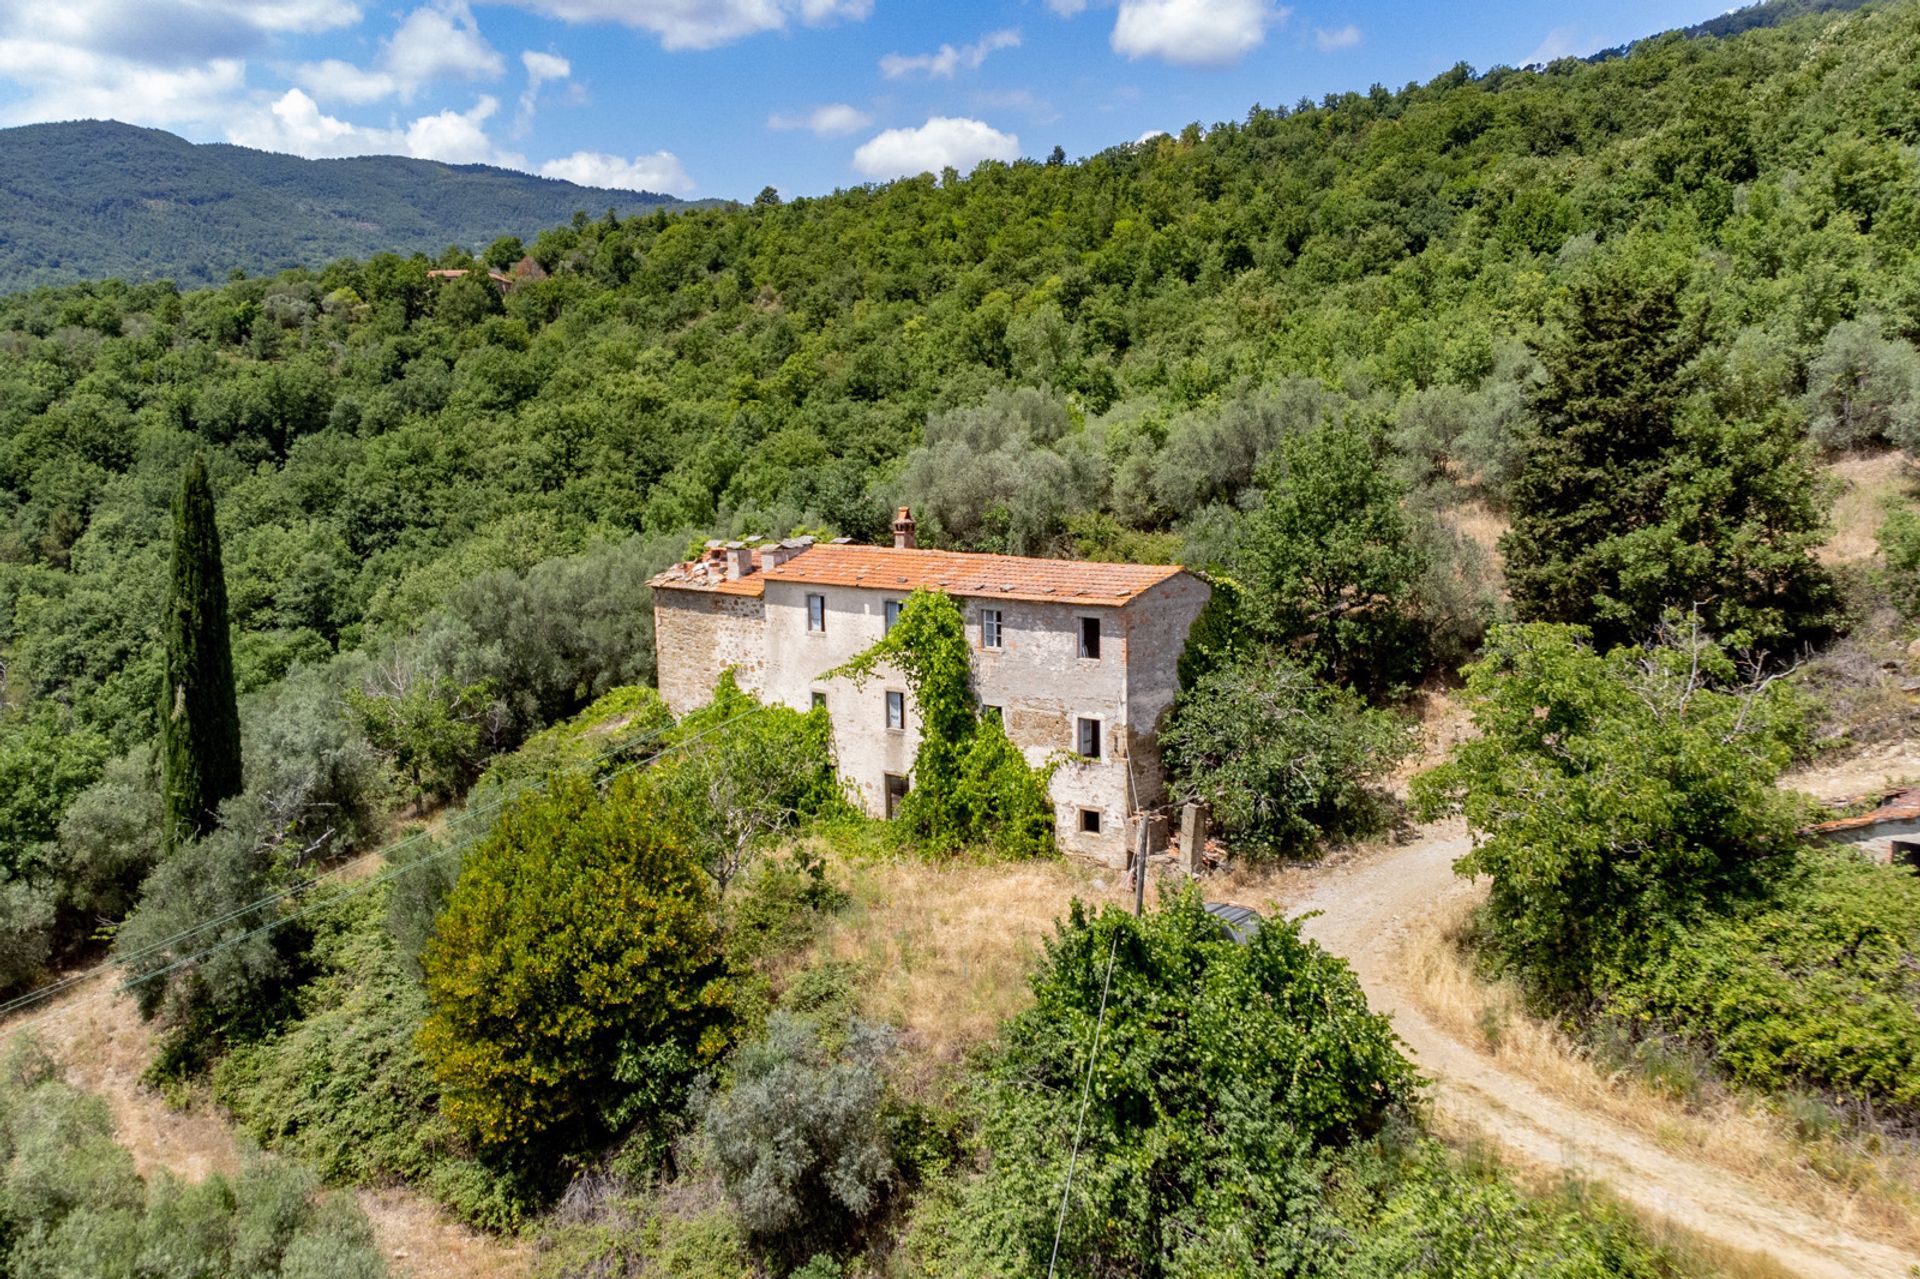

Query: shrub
[1162,651,1413,855]
[419,774,732,1158]
[1608,851,1920,1113]
[646,673,846,895]
[1325,1133,1689,1279]
[940,892,1416,1276]
[702,1013,895,1257]
[1413,620,1810,1001]
[1879,499,1920,619]
[0,1051,388,1278]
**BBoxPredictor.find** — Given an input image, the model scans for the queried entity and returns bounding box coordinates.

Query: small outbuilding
[1809,787,1920,870]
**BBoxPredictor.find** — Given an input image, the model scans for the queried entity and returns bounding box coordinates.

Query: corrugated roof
[756,544,1185,606]
[1810,787,1920,834]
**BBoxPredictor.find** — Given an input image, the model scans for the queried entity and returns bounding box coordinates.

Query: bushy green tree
[159,456,242,854]
[1233,419,1430,694]
[1161,652,1412,855]
[419,774,732,1157]
[1802,316,1920,451]
[1412,620,1809,998]
[1503,253,1836,649]
[943,892,1416,1276]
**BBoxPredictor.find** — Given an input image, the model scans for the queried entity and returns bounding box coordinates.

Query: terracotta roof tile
[1809,787,1920,834]
[758,545,1184,606]
[649,548,769,597]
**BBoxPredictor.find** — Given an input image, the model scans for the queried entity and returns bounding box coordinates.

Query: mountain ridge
[0,120,713,290]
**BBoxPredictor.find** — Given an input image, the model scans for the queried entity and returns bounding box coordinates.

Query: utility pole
[1133,812,1149,916]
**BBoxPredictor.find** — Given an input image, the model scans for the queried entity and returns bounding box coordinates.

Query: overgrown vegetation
[1416,619,1920,1120]
[913,893,1699,1279]
[834,589,1057,858]
[0,1040,389,1278]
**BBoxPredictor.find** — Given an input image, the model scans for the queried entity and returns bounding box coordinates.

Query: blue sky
[0,0,1742,200]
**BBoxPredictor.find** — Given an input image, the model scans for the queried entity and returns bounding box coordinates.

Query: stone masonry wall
[652,590,768,716]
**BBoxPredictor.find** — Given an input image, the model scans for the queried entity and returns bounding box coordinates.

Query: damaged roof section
[1810,787,1920,834]
[650,537,1186,607]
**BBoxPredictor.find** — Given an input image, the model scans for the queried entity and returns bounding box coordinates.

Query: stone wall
[652,590,767,716]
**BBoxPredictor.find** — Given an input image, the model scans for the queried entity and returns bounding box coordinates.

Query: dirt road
[3,978,528,1279]
[1292,823,1919,1279]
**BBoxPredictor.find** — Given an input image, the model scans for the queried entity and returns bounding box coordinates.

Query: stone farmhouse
[649,509,1210,864]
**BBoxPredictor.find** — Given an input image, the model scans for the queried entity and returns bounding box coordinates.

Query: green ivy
[833,589,1055,857]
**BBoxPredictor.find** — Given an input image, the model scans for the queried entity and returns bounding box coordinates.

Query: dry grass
[1431,1114,1804,1279]
[1403,899,1920,1257]
[1820,451,1915,566]
[1,978,528,1279]
[798,848,1310,1085]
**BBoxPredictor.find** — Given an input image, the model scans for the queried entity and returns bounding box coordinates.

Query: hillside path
[1292,822,1919,1279]
[1,977,528,1279]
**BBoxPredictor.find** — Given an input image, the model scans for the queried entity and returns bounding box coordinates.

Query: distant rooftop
[1810,787,1920,834]
[650,540,1187,607]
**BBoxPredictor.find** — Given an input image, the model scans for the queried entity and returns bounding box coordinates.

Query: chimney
[724,541,754,581]
[893,506,917,550]
[763,535,816,571]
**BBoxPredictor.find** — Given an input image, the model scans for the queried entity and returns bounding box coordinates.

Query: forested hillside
[0,121,699,289]
[1,2,1920,1272]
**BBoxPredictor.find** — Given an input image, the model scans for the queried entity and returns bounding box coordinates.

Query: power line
[0,709,685,1021]
[1046,925,1122,1279]
[0,702,772,1034]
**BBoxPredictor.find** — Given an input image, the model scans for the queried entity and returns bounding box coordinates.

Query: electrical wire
[0,707,685,1021]
[1045,924,1122,1279]
[0,701,773,1037]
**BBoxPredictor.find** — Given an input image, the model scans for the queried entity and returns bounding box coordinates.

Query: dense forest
[1,0,1920,1274]
[0,121,699,289]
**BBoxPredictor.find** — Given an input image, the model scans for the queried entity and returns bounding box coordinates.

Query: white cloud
[517,49,571,126]
[286,58,397,105]
[382,2,503,99]
[1313,23,1360,52]
[852,116,1020,181]
[879,28,1020,80]
[1137,128,1169,143]
[1046,0,1088,13]
[1523,26,1586,66]
[228,86,400,155]
[227,88,525,167]
[768,102,872,136]
[403,96,500,162]
[494,0,870,52]
[0,38,247,127]
[540,149,695,194]
[289,1,502,105]
[1110,0,1284,68]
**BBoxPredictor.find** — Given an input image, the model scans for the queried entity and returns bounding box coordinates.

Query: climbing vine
[833,589,1056,857]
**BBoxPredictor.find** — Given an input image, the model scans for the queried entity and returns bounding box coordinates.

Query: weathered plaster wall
[1121,573,1212,810]
[654,566,1209,869]
[652,591,767,716]
[1820,817,1920,866]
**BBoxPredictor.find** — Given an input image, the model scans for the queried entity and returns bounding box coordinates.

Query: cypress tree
[160,456,242,853]
[1501,253,1703,646]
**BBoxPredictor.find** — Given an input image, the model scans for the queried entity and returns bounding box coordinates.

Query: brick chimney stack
[893,506,917,550]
